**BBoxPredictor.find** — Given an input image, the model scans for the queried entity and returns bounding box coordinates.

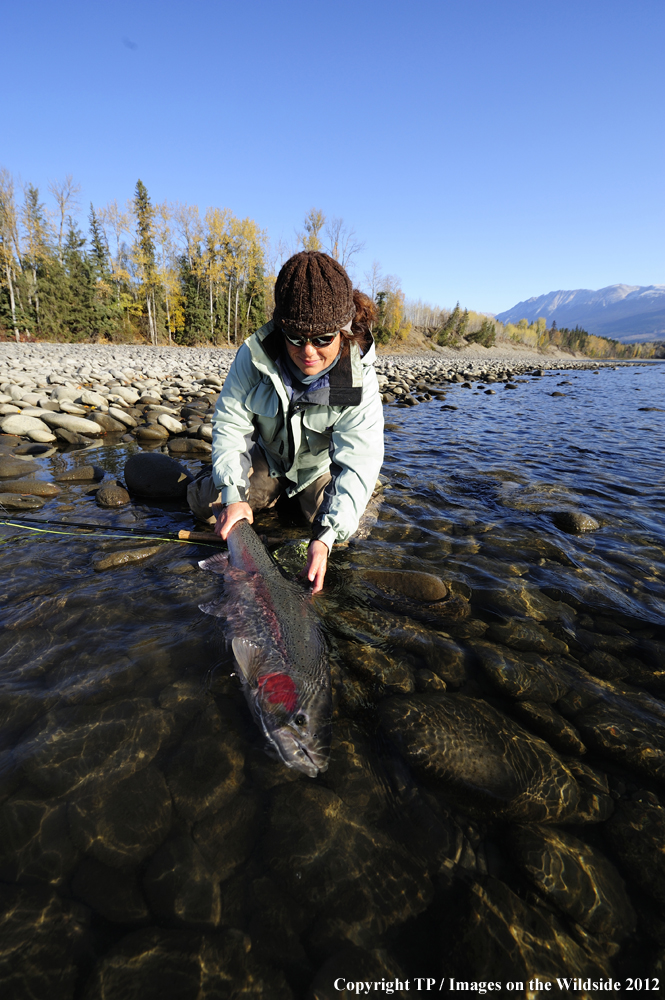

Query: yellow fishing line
[0,520,221,548]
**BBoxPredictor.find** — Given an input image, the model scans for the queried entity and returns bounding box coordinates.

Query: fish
[198,519,331,777]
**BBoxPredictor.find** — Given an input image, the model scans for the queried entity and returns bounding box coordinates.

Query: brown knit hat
[273,252,355,335]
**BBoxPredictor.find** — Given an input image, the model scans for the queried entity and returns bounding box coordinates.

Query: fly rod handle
[178,529,225,543]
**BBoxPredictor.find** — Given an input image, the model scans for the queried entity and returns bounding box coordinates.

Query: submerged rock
[82,927,293,1000]
[0,456,39,478]
[71,856,150,925]
[192,789,260,882]
[17,698,171,796]
[509,825,635,940]
[309,945,408,1000]
[364,580,470,627]
[245,875,312,987]
[0,493,45,510]
[358,568,448,602]
[580,648,628,680]
[68,765,172,867]
[55,464,104,482]
[0,885,83,1000]
[451,877,610,984]
[379,694,590,823]
[469,640,569,702]
[551,511,600,533]
[0,796,79,887]
[335,607,467,686]
[124,451,192,498]
[0,478,59,496]
[572,689,665,781]
[485,620,569,656]
[55,428,96,445]
[142,835,221,928]
[95,481,131,507]
[93,544,164,571]
[512,701,587,756]
[604,792,665,907]
[263,784,432,950]
[341,642,415,694]
[165,703,244,823]
[322,721,397,823]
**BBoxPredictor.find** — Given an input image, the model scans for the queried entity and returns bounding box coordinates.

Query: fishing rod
[0,513,224,547]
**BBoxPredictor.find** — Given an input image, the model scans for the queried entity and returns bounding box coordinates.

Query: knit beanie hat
[273,252,355,336]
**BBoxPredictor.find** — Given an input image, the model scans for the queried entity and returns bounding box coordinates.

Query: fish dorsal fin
[232,637,263,683]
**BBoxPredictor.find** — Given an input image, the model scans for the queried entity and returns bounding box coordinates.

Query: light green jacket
[211,319,384,544]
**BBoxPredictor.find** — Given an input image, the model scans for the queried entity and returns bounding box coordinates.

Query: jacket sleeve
[211,345,261,504]
[312,364,384,546]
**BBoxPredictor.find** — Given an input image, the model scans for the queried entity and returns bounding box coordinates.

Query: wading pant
[186,444,332,525]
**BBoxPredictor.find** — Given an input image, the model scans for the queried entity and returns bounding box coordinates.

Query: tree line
[404,299,661,358]
[6,170,645,358]
[0,174,413,348]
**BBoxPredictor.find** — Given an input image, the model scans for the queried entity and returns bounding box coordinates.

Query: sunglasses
[283,330,340,348]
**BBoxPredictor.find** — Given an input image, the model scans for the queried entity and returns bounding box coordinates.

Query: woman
[187,251,384,593]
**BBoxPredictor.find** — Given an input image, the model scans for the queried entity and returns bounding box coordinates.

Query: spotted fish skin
[199,519,331,777]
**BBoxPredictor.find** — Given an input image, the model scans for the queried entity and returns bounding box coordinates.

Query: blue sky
[3,0,663,313]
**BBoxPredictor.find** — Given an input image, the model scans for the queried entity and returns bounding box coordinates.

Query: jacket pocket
[302,409,334,457]
[246,383,283,445]
[246,382,280,417]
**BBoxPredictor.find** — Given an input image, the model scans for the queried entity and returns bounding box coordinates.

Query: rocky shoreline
[0,343,647,458]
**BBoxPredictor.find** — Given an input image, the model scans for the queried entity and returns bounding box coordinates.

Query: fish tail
[198,552,229,574]
[199,598,226,618]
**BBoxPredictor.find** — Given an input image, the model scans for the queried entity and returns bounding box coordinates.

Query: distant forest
[0,172,411,348]
[0,169,659,358]
[404,302,659,359]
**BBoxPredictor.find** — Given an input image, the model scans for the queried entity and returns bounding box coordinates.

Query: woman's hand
[214,501,253,539]
[304,539,328,595]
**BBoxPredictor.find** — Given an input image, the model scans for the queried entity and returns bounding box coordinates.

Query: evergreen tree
[466,317,496,347]
[21,183,52,336]
[88,203,109,277]
[133,179,159,344]
[63,218,97,341]
[176,253,208,345]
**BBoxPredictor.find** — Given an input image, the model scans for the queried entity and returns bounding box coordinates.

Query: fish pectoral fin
[199,599,226,618]
[198,552,229,574]
[231,636,264,682]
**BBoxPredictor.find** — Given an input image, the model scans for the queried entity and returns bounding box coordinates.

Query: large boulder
[16,699,172,796]
[37,412,103,435]
[509,825,635,940]
[0,414,51,437]
[379,693,593,823]
[124,452,192,498]
[68,765,172,867]
[450,877,610,985]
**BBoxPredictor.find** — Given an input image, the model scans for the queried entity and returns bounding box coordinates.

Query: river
[0,361,664,998]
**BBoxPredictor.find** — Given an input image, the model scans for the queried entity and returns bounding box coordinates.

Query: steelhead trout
[199,519,331,777]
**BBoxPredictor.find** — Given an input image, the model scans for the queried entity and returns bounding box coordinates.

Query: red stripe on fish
[258,672,298,713]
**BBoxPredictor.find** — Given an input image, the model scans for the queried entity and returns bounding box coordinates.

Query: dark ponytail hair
[341,290,376,354]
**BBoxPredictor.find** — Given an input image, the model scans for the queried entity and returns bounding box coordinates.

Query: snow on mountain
[495,285,665,343]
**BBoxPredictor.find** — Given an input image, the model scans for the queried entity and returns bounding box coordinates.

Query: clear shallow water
[0,364,664,998]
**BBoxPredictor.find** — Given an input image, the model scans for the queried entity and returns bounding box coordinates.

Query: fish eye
[294,713,307,727]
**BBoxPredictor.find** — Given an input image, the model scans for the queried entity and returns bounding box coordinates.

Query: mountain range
[495,285,665,343]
